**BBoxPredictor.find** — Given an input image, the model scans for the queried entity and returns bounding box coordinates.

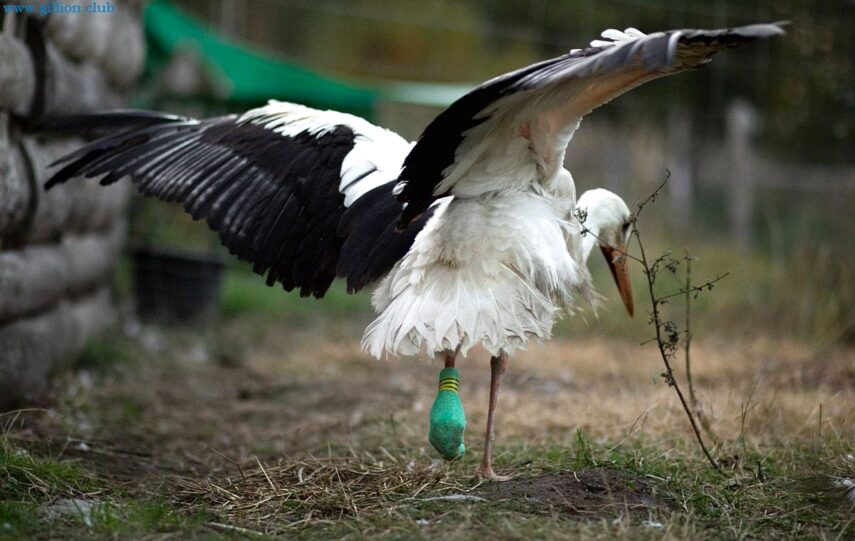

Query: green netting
[143,0,376,117]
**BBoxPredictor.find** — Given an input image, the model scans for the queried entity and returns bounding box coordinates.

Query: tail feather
[363,265,559,358]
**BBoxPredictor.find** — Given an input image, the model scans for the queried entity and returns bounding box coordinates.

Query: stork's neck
[581,223,600,263]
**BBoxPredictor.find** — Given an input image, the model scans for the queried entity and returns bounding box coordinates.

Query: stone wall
[0,4,144,409]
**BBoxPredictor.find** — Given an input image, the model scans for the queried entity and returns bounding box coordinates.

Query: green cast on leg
[429,367,466,460]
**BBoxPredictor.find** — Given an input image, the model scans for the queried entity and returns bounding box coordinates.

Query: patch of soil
[475,468,659,517]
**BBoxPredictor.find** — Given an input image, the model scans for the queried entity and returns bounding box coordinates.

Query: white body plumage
[365,169,597,358]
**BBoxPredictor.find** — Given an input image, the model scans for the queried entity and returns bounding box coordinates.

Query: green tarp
[143,0,376,117]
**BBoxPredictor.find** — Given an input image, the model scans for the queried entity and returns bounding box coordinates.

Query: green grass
[77,335,139,372]
[3,414,851,539]
[219,264,372,320]
[77,500,213,539]
[0,442,93,502]
[0,439,218,539]
[1,440,92,538]
[0,501,41,540]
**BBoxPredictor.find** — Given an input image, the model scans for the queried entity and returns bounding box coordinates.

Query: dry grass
[2,316,853,538]
[240,321,854,453]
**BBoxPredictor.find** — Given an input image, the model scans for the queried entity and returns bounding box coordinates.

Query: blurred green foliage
[176,0,852,164]
[219,263,371,320]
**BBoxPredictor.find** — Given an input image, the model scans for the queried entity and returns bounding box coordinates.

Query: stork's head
[577,189,634,317]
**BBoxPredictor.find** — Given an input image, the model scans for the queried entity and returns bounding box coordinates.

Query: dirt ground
[4,314,855,538]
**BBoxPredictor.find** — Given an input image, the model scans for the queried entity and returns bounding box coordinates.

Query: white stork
[46,23,784,480]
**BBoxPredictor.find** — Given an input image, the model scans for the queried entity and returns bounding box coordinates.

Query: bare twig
[256,457,278,493]
[205,521,265,537]
[684,250,697,409]
[209,447,246,481]
[631,178,723,474]
[575,214,645,265]
[634,174,671,222]
[738,377,762,458]
[655,274,730,303]
[684,252,718,444]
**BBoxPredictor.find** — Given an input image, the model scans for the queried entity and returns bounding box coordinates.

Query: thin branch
[622,173,669,255]
[655,273,730,304]
[578,224,645,265]
[575,205,644,265]
[684,250,697,410]
[579,172,722,471]
[633,173,671,223]
[630,177,723,474]
[634,227,722,473]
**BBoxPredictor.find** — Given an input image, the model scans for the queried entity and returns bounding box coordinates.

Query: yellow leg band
[439,377,459,392]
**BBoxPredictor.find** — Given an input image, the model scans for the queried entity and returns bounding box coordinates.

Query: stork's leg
[478,351,510,481]
[438,346,458,368]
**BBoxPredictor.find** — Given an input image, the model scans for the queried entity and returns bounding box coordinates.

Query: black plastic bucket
[131,246,225,321]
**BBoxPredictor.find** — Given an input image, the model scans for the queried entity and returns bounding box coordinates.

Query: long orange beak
[601,244,634,317]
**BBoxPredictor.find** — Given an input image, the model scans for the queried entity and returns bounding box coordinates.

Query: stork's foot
[477,465,512,482]
[428,368,466,461]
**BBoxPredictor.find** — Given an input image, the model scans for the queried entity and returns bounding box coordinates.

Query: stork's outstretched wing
[44,101,430,297]
[396,23,785,226]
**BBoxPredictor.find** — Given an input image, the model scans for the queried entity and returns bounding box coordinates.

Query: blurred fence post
[726,100,760,253]
[667,105,694,232]
[219,0,248,39]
